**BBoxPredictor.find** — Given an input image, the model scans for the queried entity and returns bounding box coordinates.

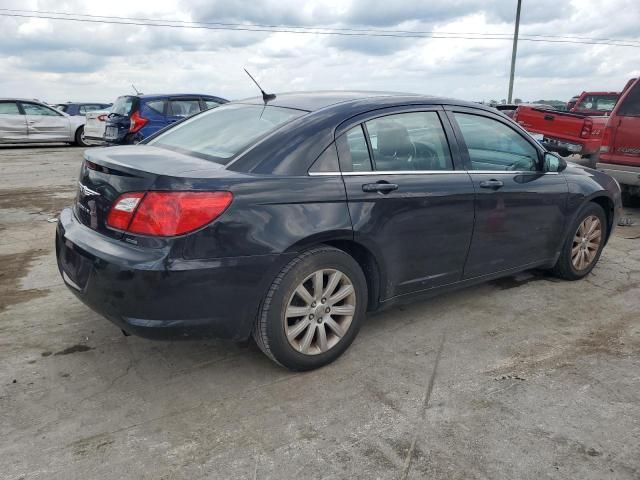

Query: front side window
[169,99,201,117]
[22,103,61,116]
[364,112,453,171]
[453,112,539,171]
[148,103,305,164]
[0,102,20,115]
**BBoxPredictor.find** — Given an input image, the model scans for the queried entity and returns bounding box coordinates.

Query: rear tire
[550,202,607,280]
[74,126,90,147]
[253,246,367,371]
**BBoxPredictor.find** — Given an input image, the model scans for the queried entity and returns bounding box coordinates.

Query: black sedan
[56,91,622,370]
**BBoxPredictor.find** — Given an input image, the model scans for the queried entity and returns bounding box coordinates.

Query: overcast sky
[1,0,639,104]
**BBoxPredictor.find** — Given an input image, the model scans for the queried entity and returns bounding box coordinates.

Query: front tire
[74,126,90,147]
[253,246,367,371]
[550,202,607,280]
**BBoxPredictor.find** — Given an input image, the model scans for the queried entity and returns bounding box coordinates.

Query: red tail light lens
[580,118,593,138]
[97,114,107,122]
[129,110,148,133]
[107,191,233,236]
[600,125,613,153]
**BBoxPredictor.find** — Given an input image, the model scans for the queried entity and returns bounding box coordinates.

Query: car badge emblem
[78,182,100,197]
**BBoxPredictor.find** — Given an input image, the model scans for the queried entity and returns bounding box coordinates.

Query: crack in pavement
[399,333,446,480]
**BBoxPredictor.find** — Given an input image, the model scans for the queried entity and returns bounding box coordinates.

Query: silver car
[0,98,89,146]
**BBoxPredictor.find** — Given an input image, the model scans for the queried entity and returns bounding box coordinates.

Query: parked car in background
[55,102,112,116]
[0,98,89,146]
[104,94,227,145]
[597,77,640,202]
[83,108,111,144]
[56,92,621,370]
[513,105,608,163]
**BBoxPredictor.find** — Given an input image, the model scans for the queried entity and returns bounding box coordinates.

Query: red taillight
[580,118,593,138]
[97,114,107,122]
[129,110,148,133]
[106,191,233,236]
[600,125,613,153]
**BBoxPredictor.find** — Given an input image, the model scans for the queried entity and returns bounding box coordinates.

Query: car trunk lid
[74,145,227,238]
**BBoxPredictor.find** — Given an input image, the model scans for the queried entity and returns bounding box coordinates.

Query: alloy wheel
[284,269,356,355]
[571,215,602,271]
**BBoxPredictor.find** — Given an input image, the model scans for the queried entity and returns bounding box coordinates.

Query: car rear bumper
[542,137,585,155]
[596,162,640,187]
[55,207,291,341]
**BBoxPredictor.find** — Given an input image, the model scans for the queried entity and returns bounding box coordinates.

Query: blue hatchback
[104,94,227,144]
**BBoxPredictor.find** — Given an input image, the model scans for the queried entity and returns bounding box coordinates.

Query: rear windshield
[147,104,306,164]
[111,96,136,116]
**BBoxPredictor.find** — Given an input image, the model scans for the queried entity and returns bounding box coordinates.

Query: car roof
[233,90,487,113]
[120,94,222,99]
[0,98,47,103]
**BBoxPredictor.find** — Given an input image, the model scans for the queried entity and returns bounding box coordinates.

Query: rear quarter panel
[180,174,352,259]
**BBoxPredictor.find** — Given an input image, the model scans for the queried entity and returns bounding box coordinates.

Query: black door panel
[464,172,568,277]
[445,108,569,278]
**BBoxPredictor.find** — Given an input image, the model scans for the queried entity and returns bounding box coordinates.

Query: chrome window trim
[308,170,558,176]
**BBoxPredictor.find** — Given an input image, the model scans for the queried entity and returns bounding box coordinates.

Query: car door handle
[362,182,399,193]
[479,179,504,189]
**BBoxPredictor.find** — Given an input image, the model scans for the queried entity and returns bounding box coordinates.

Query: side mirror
[544,152,567,173]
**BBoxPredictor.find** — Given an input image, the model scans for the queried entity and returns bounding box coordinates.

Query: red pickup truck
[597,77,640,201]
[513,105,608,161]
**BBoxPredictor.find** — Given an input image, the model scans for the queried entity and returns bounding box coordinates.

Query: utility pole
[507,0,522,103]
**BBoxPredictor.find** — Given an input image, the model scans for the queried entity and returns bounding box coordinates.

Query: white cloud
[0,0,638,103]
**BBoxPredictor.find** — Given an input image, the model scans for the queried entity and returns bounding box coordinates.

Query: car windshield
[111,96,135,116]
[148,104,306,164]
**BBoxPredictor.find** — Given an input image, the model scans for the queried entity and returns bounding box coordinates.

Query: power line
[1,11,640,48]
[2,7,640,46]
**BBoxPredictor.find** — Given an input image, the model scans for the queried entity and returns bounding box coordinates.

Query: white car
[0,98,89,146]
[83,108,111,144]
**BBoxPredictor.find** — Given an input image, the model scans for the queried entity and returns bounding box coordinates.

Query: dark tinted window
[454,112,539,171]
[365,112,452,171]
[146,100,166,114]
[148,104,305,164]
[340,126,372,172]
[169,99,201,117]
[111,96,135,116]
[0,102,20,115]
[309,143,340,173]
[618,83,640,116]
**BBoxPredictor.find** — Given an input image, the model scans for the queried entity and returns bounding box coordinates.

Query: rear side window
[148,104,305,164]
[339,126,372,172]
[0,102,20,114]
[22,103,61,116]
[146,100,166,114]
[618,84,640,117]
[365,112,453,171]
[111,96,135,116]
[169,99,201,117]
[453,112,539,171]
[204,100,221,110]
